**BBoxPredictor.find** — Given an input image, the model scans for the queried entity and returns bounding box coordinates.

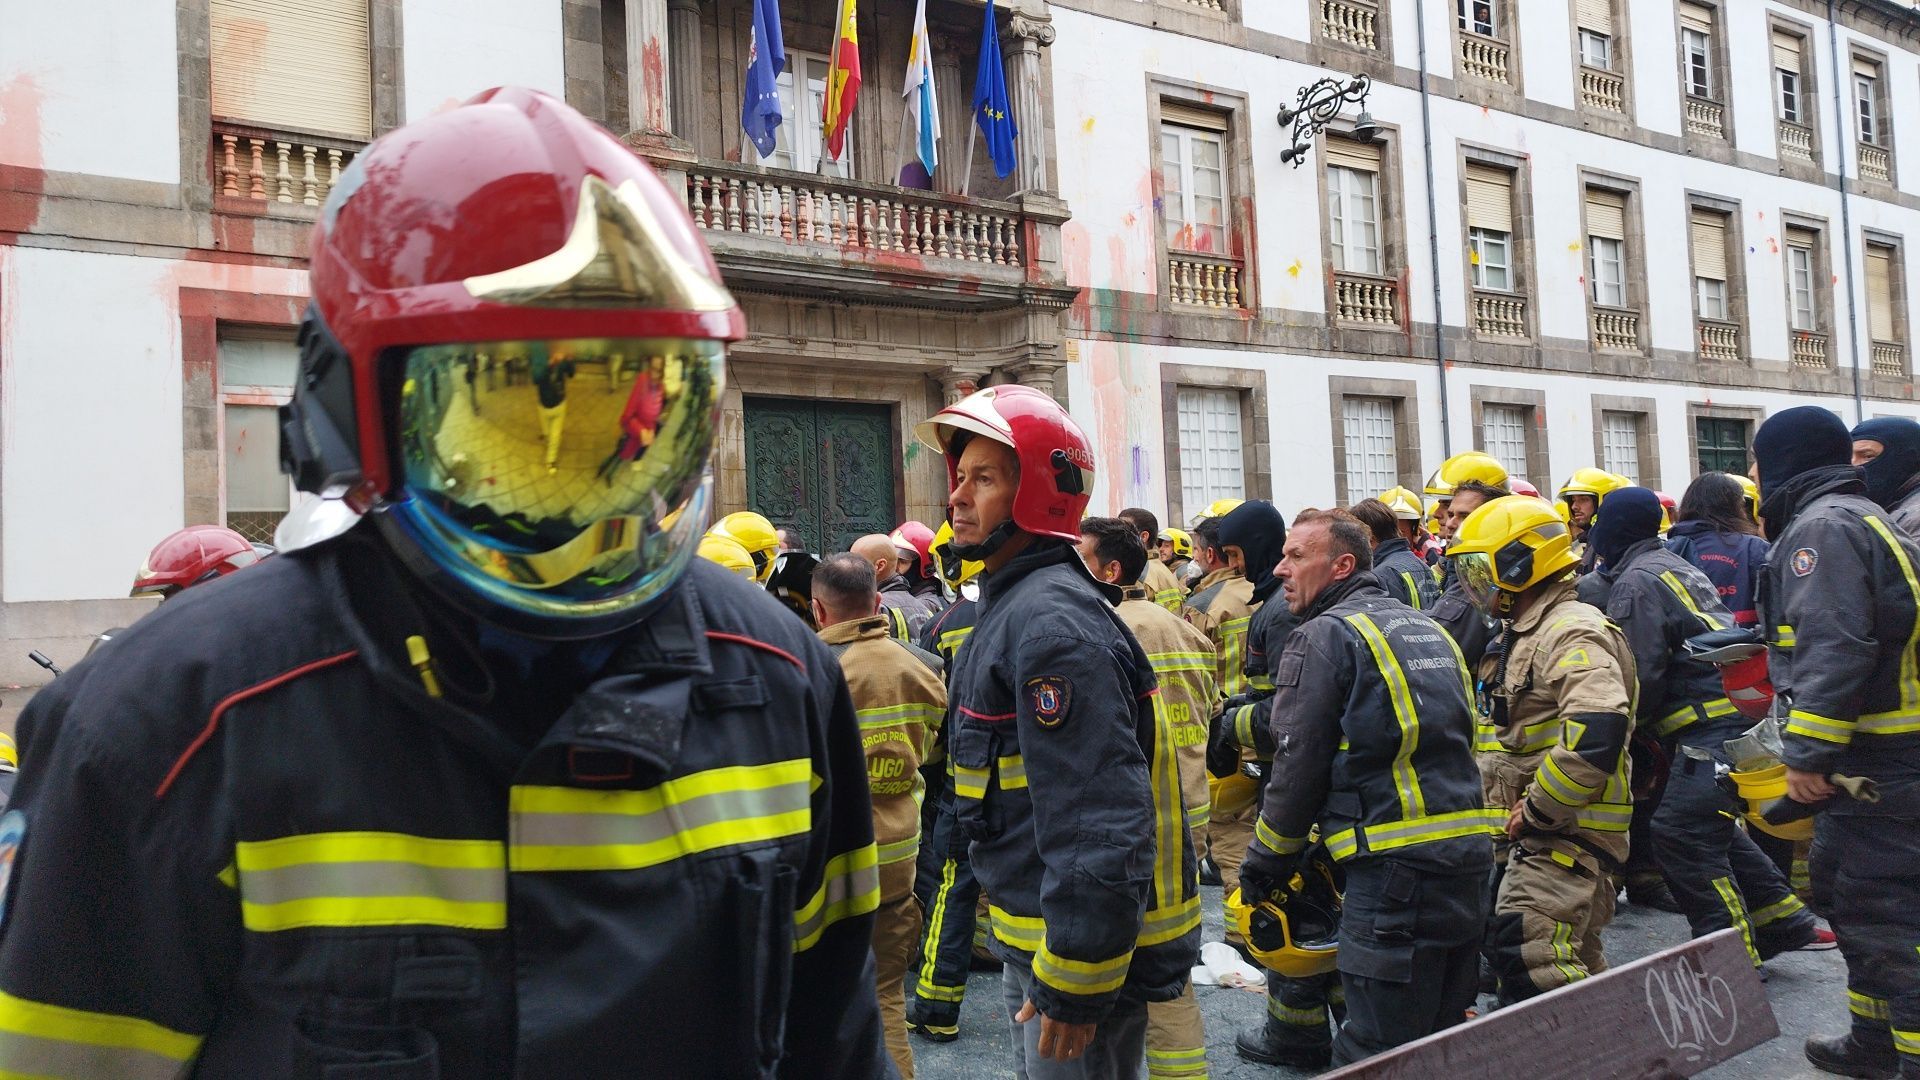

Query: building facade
[2,0,1919,677]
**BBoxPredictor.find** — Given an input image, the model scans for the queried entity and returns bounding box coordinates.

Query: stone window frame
[1450,0,1526,104]
[1863,228,1910,375]
[1674,1,1734,155]
[1315,119,1410,345]
[1458,143,1537,343]
[1146,76,1259,315]
[1567,0,1635,125]
[1159,363,1272,527]
[1685,190,1747,364]
[1686,402,1765,480]
[1578,169,1650,355]
[1589,394,1662,490]
[1780,209,1836,349]
[1156,0,1241,24]
[1850,46,1897,189]
[1312,0,1395,69]
[1468,385,1550,487]
[1768,14,1822,183]
[1327,375,1423,507]
[177,289,309,527]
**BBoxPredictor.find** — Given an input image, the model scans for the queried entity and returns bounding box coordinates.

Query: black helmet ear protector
[278,305,367,502]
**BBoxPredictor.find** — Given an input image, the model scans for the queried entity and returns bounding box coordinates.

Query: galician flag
[901,0,940,174]
[822,0,862,162]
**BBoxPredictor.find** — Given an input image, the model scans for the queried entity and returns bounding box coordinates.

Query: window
[1458,0,1494,36]
[1326,140,1382,276]
[1466,164,1514,291]
[1691,209,1729,321]
[1580,30,1612,70]
[1696,417,1749,475]
[1787,229,1818,331]
[1857,74,1878,144]
[1177,387,1245,511]
[764,52,854,177]
[1601,412,1642,483]
[1342,397,1399,499]
[1774,32,1803,124]
[1867,243,1899,344]
[1681,24,1712,98]
[1586,189,1627,307]
[1480,404,1530,484]
[1160,106,1229,255]
[210,0,370,139]
[219,330,303,543]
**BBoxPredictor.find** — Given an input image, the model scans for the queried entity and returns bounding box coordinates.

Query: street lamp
[1277,74,1376,167]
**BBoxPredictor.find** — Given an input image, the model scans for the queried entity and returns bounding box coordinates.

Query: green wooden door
[743,397,897,554]
[1696,417,1751,475]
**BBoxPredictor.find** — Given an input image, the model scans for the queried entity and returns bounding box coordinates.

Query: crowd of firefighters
[0,89,1914,1080]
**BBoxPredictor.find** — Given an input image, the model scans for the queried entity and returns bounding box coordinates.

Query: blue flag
[972,0,1018,179]
[742,0,786,159]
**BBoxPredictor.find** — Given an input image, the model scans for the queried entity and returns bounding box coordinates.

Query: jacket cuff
[1782,706,1857,750]
[1027,947,1128,1025]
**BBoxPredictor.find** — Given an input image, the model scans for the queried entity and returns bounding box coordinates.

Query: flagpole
[962,115,978,198]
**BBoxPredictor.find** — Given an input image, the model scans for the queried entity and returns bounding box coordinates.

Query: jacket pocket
[717,847,799,1075]
[946,720,1000,841]
[292,1016,439,1080]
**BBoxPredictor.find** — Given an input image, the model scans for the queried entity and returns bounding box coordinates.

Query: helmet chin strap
[951,519,1021,563]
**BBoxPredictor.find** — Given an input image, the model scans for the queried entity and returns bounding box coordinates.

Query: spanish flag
[822,0,861,162]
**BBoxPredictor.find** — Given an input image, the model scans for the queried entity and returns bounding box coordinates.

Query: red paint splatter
[641,40,669,133]
[0,74,47,236]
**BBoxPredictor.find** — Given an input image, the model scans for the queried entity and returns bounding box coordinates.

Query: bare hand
[1504,799,1527,840]
[1015,999,1097,1061]
[1785,766,1835,804]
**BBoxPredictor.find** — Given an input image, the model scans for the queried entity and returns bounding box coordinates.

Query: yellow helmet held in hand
[1446,496,1576,612]
[1224,856,1342,979]
[710,511,779,584]
[1209,770,1261,817]
[1378,486,1425,521]
[1157,527,1194,559]
[1189,498,1245,528]
[1732,474,1761,524]
[931,520,984,590]
[697,533,758,581]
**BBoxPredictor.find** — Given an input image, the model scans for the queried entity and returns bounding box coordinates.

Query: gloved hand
[1237,843,1299,903]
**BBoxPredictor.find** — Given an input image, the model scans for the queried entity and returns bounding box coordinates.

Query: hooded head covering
[1753,406,1852,499]
[1585,486,1664,570]
[1217,500,1288,604]
[1851,416,1920,509]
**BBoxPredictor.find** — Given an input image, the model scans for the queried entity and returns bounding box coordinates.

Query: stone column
[1009,359,1064,403]
[626,0,673,138]
[933,40,970,196]
[1004,13,1056,195]
[938,367,991,405]
[666,0,702,142]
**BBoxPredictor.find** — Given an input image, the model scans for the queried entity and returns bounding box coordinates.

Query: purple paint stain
[1131,445,1148,489]
[1151,196,1164,212]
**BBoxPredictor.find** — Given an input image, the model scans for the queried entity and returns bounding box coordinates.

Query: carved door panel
[743,396,897,553]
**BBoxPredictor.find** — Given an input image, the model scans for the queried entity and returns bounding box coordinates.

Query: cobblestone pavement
[912,882,1846,1080]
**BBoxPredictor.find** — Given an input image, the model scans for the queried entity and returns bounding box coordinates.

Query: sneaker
[1800,927,1839,951]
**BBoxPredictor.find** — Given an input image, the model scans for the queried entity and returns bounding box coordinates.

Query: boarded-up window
[211,0,371,139]
[1868,245,1897,342]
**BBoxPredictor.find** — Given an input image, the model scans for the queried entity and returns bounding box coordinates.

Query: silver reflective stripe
[239,861,504,906]
[512,782,809,848]
[0,1030,192,1080]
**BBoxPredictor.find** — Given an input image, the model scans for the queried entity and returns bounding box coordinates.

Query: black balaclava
[1217,500,1289,604]
[1753,405,1852,500]
[1851,416,1920,509]
[1585,486,1663,570]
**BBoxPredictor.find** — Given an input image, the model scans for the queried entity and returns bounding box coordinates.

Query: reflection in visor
[1452,551,1502,615]
[391,337,723,623]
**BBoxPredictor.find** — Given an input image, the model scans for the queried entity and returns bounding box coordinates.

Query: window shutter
[1786,226,1817,251]
[1586,189,1626,241]
[1690,211,1727,280]
[1576,0,1613,35]
[1161,102,1229,132]
[1854,56,1881,80]
[1324,137,1382,172]
[1465,165,1514,232]
[1868,247,1896,341]
[1773,30,1802,73]
[1678,2,1713,33]
[211,0,371,139]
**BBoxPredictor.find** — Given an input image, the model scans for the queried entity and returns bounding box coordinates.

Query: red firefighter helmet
[280,87,745,637]
[1508,479,1541,498]
[1721,651,1776,720]
[915,385,1094,550]
[131,525,263,599]
[889,520,937,582]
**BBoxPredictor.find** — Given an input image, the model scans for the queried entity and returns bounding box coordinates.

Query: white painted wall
[401,0,568,122]
[0,0,179,183]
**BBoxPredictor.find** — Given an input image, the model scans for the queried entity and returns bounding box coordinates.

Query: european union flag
[742,0,786,159]
[972,0,1018,180]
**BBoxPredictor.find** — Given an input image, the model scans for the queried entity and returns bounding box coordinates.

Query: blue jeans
[1001,962,1148,1080]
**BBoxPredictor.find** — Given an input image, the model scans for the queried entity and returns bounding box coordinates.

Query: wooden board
[1322,929,1778,1079]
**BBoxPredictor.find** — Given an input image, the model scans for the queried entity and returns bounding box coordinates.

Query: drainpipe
[1828,0,1866,423]
[1413,0,1454,455]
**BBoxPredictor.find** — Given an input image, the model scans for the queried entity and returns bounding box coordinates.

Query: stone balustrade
[1321,0,1378,50]
[1168,253,1244,309]
[1685,98,1725,139]
[1472,292,1526,337]
[213,121,361,208]
[1698,319,1740,361]
[1779,121,1815,164]
[1591,307,1640,352]
[1580,68,1625,113]
[1791,331,1829,368]
[1860,142,1892,182]
[1873,340,1905,375]
[1171,0,1223,10]
[1459,31,1511,84]
[1335,272,1399,326]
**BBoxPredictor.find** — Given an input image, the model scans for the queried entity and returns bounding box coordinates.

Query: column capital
[1007,358,1064,402]
[1007,13,1056,48]
[937,367,992,405]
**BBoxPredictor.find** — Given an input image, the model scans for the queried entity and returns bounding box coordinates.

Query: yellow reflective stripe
[1147,651,1216,674]
[1268,995,1326,1026]
[1660,571,1725,632]
[1786,709,1855,744]
[1219,617,1251,698]
[1401,571,1423,610]
[1358,808,1504,854]
[856,702,943,730]
[1185,803,1211,830]
[793,843,881,952]
[1153,588,1185,611]
[916,859,964,1000]
[1326,828,1359,860]
[1859,709,1920,735]
[1138,895,1202,947]
[1851,989,1893,1021]
[876,832,920,865]
[1146,1042,1210,1079]
[1550,921,1584,985]
[1247,673,1275,693]
[0,991,202,1079]
[235,832,502,872]
[1712,876,1761,966]
[509,758,812,871]
[1748,894,1806,927]
[998,754,1028,790]
[1034,942,1133,996]
[1866,515,1920,713]
[1146,689,1184,910]
[1345,613,1425,820]
[939,626,975,655]
[1232,704,1258,750]
[1772,624,1798,648]
[1254,817,1307,856]
[953,765,990,799]
[1656,698,1741,736]
[234,832,507,932]
[989,904,1046,951]
[1894,1028,1920,1057]
[1573,802,1634,831]
[1476,717,1560,754]
[1535,753,1598,807]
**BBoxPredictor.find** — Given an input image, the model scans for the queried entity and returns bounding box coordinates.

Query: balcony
[1590,307,1640,352]
[1779,121,1815,164]
[1458,31,1511,85]
[1873,340,1906,375]
[1697,319,1740,361]
[1168,252,1244,310]
[1472,291,1526,338]
[213,119,362,209]
[1170,0,1224,10]
[1320,0,1379,50]
[1790,330,1829,369]
[1860,142,1892,182]
[1685,97,1725,139]
[1334,272,1399,326]
[1579,67,1625,113]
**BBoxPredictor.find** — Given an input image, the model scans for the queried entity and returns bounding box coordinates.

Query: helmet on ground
[916,385,1094,558]
[0,731,17,770]
[1157,527,1195,559]
[712,511,778,584]
[1446,496,1576,611]
[1225,856,1342,979]
[278,87,744,638]
[1509,479,1541,498]
[697,534,757,580]
[1378,486,1425,520]
[890,521,938,583]
[930,520,984,590]
[1732,474,1761,524]
[1189,498,1245,528]
[1557,468,1630,504]
[131,525,264,599]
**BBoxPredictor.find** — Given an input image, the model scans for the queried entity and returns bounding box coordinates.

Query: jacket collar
[878,574,912,596]
[1761,464,1865,537]
[1194,566,1243,594]
[1299,572,1381,621]
[817,614,891,646]
[1509,574,1580,633]
[979,539,1120,608]
[1374,537,1413,562]
[1118,583,1152,604]
[1603,536,1668,579]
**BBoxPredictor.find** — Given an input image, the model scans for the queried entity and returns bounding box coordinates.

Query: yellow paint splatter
[1082,116,1095,133]
[1287,260,1302,277]
[1568,241,1583,251]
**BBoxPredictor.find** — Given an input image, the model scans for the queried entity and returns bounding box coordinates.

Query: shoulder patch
[1558,647,1592,669]
[0,810,24,932]
[1026,676,1072,728]
[1791,548,1819,577]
